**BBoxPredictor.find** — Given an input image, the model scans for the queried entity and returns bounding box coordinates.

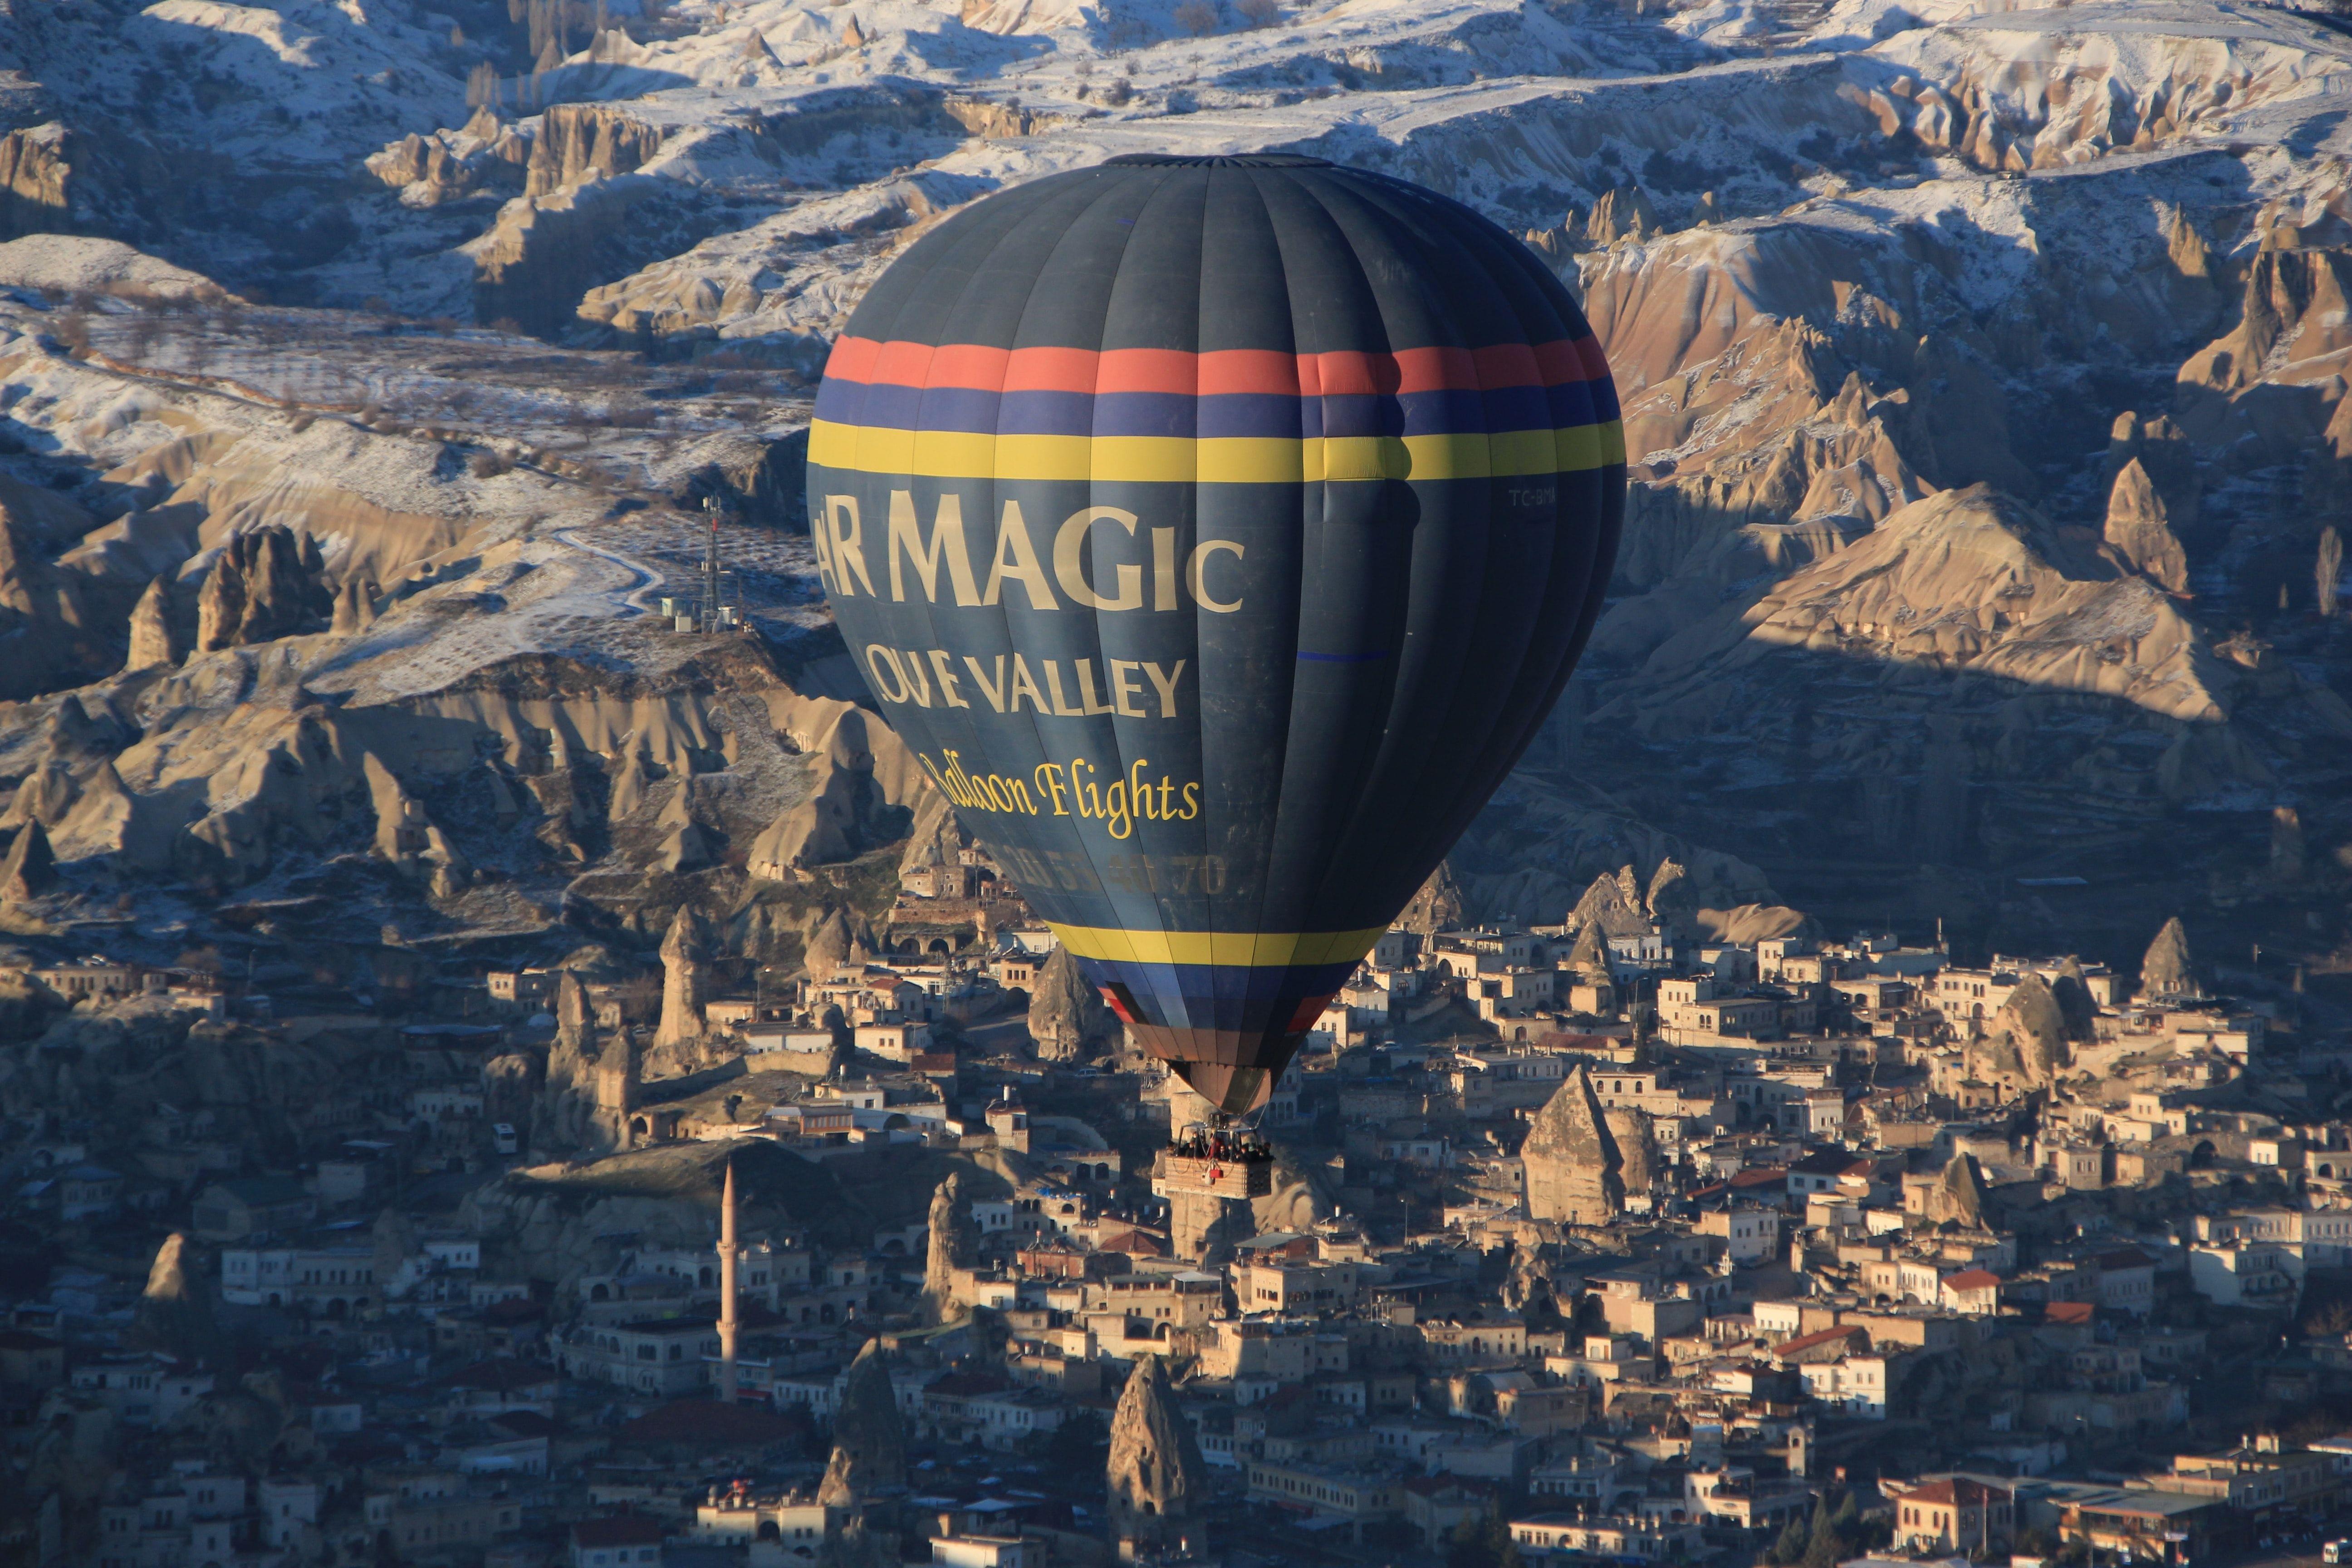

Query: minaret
[718,1158,740,1403]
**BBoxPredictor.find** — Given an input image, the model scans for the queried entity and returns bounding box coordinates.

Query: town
[8,844,2349,1568]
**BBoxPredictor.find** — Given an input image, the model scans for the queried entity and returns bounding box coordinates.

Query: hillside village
[3,0,2352,1558]
[8,847,2352,1568]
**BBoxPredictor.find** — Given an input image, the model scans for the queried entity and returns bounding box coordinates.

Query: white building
[219,1245,378,1313]
[71,1356,215,1426]
[932,1538,1038,1568]
[1799,1355,1893,1418]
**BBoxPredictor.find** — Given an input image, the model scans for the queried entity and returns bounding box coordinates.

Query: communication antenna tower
[701,495,725,632]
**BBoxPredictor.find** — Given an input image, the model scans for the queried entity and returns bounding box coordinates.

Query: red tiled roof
[1943,1269,2003,1292]
[1532,1033,1619,1053]
[1689,1167,1793,1203]
[1098,1230,1169,1257]
[1776,1326,1867,1357]
[2044,1301,2096,1325]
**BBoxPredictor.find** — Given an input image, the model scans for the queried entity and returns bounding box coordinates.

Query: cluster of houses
[6,890,2348,1568]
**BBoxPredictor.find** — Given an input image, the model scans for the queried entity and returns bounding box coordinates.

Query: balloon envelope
[808,153,1625,1112]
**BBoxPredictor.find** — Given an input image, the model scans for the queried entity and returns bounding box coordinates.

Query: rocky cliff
[1521,1065,1624,1227]
[0,0,2337,1018]
[1107,1355,1205,1551]
[2141,915,2197,996]
[0,124,70,238]
[921,1171,977,1325]
[818,1339,906,1507]
[1027,945,1115,1062]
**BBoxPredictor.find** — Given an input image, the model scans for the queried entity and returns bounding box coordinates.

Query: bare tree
[1173,0,1218,34]
[1237,0,1281,25]
[619,971,662,1024]
[2305,1299,2352,1338]
[2322,526,2344,619]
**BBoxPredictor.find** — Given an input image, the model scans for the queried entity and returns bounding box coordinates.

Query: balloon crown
[1102,153,1333,168]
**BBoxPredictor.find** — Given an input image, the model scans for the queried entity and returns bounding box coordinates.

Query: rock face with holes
[1607,1106,1660,1208]
[1027,945,1115,1062]
[1107,1354,1205,1553]
[1921,1152,1987,1228]
[1976,971,2070,1087]
[1522,1065,1623,1226]
[922,1171,978,1325]
[818,1339,906,1507]
[2141,916,2196,997]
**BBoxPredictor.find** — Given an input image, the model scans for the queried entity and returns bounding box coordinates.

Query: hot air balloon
[806,153,1624,1116]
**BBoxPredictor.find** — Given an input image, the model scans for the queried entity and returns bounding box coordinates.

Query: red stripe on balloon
[821,336,1610,398]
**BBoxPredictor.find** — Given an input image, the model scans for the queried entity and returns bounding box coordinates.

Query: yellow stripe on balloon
[808,420,1626,484]
[1048,924,1389,969]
